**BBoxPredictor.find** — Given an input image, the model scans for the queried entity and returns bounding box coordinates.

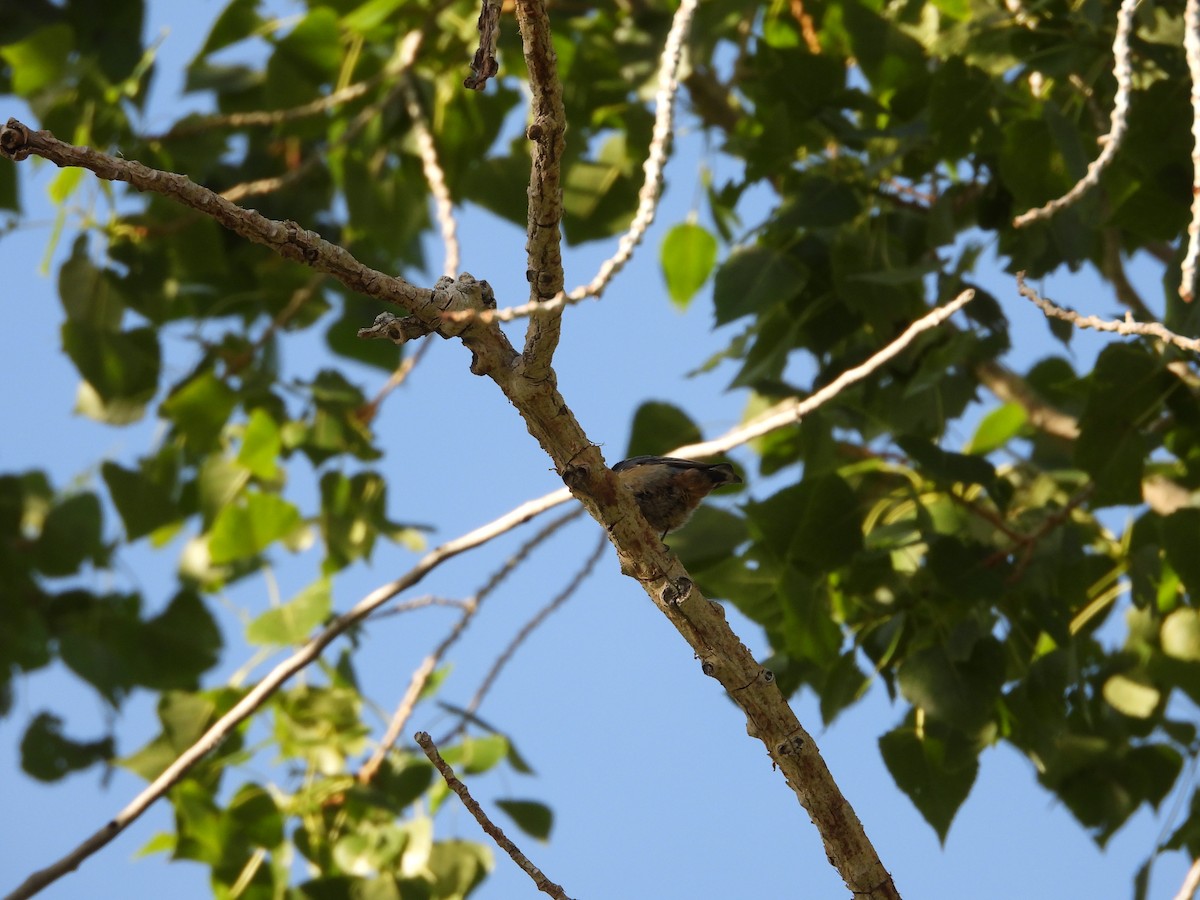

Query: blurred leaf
[208,491,303,563]
[20,712,113,781]
[624,401,703,459]
[661,223,718,309]
[163,370,237,453]
[102,461,180,541]
[495,799,553,841]
[247,579,331,646]
[879,722,978,843]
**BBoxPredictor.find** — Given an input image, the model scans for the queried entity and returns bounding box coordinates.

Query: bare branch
[972,359,1081,441]
[450,530,607,739]
[514,0,567,373]
[221,30,426,204]
[357,508,583,784]
[415,732,572,899]
[0,118,428,311]
[1183,0,1200,301]
[1,488,572,900]
[1017,272,1200,353]
[568,0,698,303]
[359,337,435,424]
[1012,0,1136,227]
[670,290,977,460]
[440,0,700,328]
[402,73,459,278]
[1,122,521,378]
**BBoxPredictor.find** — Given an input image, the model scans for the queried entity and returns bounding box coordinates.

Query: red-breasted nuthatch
[612,455,742,537]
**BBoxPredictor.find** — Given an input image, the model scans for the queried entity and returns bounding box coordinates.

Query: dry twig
[1012,0,1137,227]
[1017,273,1200,353]
[416,731,571,899]
[357,508,582,784]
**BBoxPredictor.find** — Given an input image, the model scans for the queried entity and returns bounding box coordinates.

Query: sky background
[2,2,1196,898]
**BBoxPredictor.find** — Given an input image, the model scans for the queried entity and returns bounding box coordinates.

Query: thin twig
[221,30,426,203]
[1017,273,1200,353]
[441,0,700,328]
[569,0,698,302]
[972,358,1080,441]
[357,508,583,784]
[1012,0,1137,227]
[1,488,572,900]
[359,337,434,424]
[1183,0,1200,301]
[401,74,459,278]
[670,290,977,460]
[446,530,607,742]
[152,78,382,140]
[415,732,571,900]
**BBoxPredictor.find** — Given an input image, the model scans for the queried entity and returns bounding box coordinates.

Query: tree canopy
[5,0,1200,897]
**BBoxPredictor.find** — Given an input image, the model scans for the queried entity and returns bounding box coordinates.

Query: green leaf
[20,712,114,781]
[102,461,180,541]
[712,246,807,325]
[133,591,222,689]
[61,323,160,410]
[879,722,978,842]
[163,370,237,452]
[58,236,124,329]
[1,24,73,95]
[965,403,1027,455]
[197,0,265,57]
[247,579,332,646]
[897,436,996,488]
[624,401,703,459]
[897,635,1004,732]
[208,491,304,563]
[747,475,862,574]
[237,408,282,481]
[1075,345,1175,508]
[428,840,492,898]
[495,799,553,841]
[661,223,718,309]
[32,492,104,576]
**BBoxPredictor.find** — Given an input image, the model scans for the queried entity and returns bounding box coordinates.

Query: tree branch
[401,70,460,278]
[445,530,607,742]
[1012,0,1137,227]
[1017,272,1200,352]
[357,508,582,784]
[514,0,567,375]
[0,487,572,900]
[568,0,698,303]
[415,731,572,899]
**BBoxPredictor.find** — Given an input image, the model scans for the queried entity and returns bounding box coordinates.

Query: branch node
[660,576,693,607]
[777,733,806,756]
[0,117,33,160]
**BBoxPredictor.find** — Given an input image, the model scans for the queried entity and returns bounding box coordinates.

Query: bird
[612,455,742,537]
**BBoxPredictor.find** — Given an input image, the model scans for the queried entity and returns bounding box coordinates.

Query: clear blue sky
[1,3,1192,898]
